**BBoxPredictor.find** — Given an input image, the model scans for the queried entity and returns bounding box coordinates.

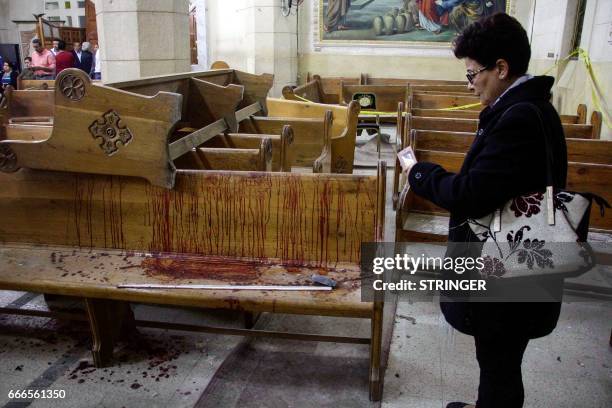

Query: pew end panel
[0,69,183,188]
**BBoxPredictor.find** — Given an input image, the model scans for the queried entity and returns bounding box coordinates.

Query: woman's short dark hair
[453,13,531,78]
[57,40,66,50]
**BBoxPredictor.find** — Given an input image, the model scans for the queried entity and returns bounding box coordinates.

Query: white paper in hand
[397,146,417,173]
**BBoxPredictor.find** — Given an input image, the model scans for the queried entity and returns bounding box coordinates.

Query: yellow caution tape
[292,94,312,103]
[542,48,610,129]
[360,110,397,116]
[440,102,482,111]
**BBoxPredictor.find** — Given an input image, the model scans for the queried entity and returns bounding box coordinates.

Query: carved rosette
[89,110,134,156]
[59,74,86,101]
[0,145,18,172]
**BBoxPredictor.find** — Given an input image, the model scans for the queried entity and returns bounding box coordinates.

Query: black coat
[73,50,93,74]
[408,76,566,339]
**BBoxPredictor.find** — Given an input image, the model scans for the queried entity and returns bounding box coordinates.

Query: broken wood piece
[168,118,227,160]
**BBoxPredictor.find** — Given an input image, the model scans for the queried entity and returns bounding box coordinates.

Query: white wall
[530,0,612,139]
[206,0,297,96]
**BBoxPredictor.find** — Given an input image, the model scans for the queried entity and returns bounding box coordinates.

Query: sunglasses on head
[466,66,490,84]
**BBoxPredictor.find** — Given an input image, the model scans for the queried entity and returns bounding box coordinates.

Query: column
[95,0,190,83]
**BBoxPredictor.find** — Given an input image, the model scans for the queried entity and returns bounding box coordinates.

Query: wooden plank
[235,101,263,122]
[169,118,228,160]
[411,108,480,119]
[411,93,481,110]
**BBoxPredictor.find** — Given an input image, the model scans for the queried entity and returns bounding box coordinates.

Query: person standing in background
[79,42,94,75]
[50,39,60,56]
[54,40,75,76]
[30,38,55,79]
[92,43,101,80]
[71,42,82,69]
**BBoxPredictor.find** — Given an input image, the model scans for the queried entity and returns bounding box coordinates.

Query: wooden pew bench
[174,137,273,171]
[303,73,466,104]
[560,104,587,124]
[282,77,336,104]
[0,163,393,401]
[263,98,360,173]
[1,87,55,127]
[201,128,294,172]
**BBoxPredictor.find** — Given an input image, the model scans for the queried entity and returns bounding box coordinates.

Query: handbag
[467,102,608,280]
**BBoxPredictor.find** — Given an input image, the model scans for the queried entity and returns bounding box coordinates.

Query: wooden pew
[201,127,294,172]
[242,115,332,172]
[1,87,55,125]
[282,77,336,104]
[0,162,393,401]
[340,84,409,123]
[1,69,203,188]
[263,98,361,174]
[560,104,587,124]
[304,73,360,103]
[174,138,273,171]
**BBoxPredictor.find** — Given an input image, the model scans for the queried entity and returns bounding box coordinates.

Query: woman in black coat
[405,13,566,408]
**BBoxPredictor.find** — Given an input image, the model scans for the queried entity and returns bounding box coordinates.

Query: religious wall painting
[320,0,512,45]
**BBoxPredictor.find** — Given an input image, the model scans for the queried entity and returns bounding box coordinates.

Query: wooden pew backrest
[410,92,481,110]
[267,98,360,173]
[341,84,408,112]
[4,87,55,119]
[202,127,294,172]
[0,166,383,266]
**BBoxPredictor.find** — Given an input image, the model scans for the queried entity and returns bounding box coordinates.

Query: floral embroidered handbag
[468,103,609,279]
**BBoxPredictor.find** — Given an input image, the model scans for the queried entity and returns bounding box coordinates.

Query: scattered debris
[394,373,400,378]
[15,365,23,371]
[556,356,561,362]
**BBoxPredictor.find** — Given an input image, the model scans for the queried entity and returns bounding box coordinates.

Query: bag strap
[498,101,557,225]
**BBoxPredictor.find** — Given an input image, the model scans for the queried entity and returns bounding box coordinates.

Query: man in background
[91,43,102,80]
[54,40,75,76]
[50,39,60,56]
[30,38,55,79]
[79,42,94,75]
[71,42,82,68]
